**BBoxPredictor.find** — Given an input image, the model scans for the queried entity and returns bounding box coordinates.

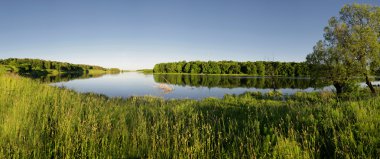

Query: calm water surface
[49,72,320,99]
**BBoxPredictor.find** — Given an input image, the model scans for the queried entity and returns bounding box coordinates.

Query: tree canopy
[0,58,119,76]
[306,3,380,94]
[153,61,310,77]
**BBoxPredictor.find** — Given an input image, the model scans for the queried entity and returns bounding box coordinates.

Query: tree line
[153,61,310,77]
[0,58,120,76]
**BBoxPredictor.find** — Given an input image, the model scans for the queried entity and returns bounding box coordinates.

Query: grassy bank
[0,65,12,74]
[0,74,379,158]
[87,69,120,75]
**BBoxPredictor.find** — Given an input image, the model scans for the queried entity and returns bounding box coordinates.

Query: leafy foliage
[307,4,380,94]
[154,61,310,77]
[0,58,120,76]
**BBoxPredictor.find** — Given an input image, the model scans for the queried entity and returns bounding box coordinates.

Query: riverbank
[136,69,154,73]
[0,58,121,77]
[0,73,379,158]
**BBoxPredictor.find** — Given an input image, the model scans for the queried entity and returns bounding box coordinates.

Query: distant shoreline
[152,72,311,78]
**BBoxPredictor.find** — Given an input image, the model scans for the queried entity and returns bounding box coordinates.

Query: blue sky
[0,0,379,69]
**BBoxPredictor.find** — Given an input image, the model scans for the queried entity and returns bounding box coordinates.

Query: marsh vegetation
[1,74,379,158]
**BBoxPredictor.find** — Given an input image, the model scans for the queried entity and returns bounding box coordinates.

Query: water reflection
[153,74,313,89]
[48,72,320,99]
[32,73,108,83]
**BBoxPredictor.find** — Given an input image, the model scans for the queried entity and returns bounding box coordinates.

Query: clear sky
[0,0,379,70]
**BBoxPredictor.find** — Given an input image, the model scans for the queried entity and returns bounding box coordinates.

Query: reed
[0,74,379,158]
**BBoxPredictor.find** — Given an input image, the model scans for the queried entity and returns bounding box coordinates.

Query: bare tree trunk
[365,74,376,94]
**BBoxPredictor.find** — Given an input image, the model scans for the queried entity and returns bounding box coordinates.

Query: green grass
[0,65,7,74]
[87,69,120,75]
[0,74,379,158]
[0,65,12,74]
[87,69,108,75]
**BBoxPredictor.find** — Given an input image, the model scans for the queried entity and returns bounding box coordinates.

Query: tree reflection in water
[154,74,316,89]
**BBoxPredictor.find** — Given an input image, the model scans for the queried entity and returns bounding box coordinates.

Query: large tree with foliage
[307,40,353,94]
[307,4,380,94]
[338,4,380,94]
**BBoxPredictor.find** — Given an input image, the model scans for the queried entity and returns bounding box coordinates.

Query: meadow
[0,73,379,158]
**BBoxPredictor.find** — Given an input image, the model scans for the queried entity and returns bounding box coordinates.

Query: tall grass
[0,65,12,74]
[0,74,379,158]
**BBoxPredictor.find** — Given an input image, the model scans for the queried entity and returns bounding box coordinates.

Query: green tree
[337,4,380,94]
[190,63,201,74]
[256,62,265,76]
[246,62,257,75]
[176,62,184,73]
[307,40,352,94]
[228,63,240,74]
[208,62,221,74]
[201,62,211,74]
[166,63,177,73]
[307,4,380,94]
[152,61,310,77]
[183,63,191,73]
[220,63,231,74]
[153,64,161,73]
